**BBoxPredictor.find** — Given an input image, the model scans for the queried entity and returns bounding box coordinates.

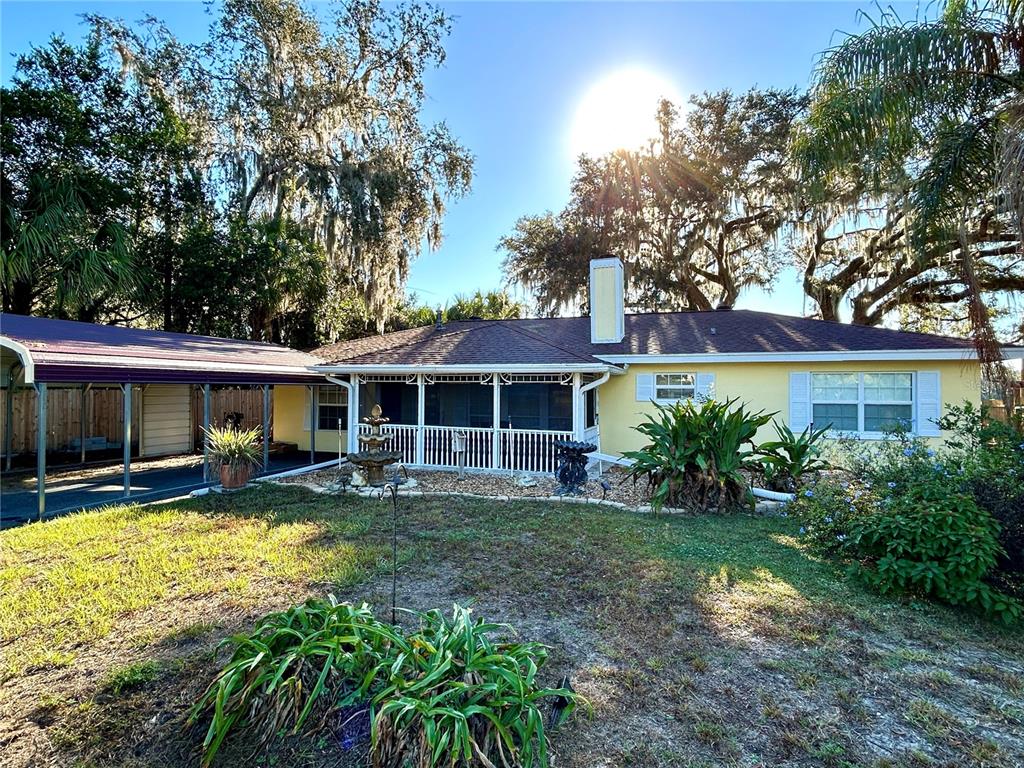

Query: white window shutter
[636,373,654,401]
[916,371,942,436]
[696,373,716,401]
[789,372,811,432]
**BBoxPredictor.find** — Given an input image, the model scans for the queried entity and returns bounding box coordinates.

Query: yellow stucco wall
[591,263,619,341]
[597,359,981,456]
[273,384,346,454]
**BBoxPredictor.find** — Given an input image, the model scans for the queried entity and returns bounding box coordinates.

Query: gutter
[313,363,618,375]
[326,375,355,457]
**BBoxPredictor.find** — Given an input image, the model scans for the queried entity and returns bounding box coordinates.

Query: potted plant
[204,425,264,489]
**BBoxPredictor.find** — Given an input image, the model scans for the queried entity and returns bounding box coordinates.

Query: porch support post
[415,375,425,465]
[309,384,317,464]
[122,383,132,498]
[571,373,582,440]
[4,363,17,473]
[262,384,270,474]
[202,384,211,483]
[492,372,501,469]
[79,384,91,464]
[35,382,46,520]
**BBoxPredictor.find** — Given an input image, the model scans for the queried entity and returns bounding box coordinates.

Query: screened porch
[330,372,602,473]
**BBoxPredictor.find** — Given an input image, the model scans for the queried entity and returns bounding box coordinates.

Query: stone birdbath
[347,404,403,487]
[553,439,597,496]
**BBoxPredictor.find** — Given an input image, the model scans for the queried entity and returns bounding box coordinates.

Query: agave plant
[202,424,264,473]
[757,421,832,493]
[624,398,774,513]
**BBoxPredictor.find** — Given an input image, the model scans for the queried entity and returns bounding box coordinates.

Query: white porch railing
[356,423,574,473]
[356,423,418,464]
[424,425,494,469]
[499,428,573,473]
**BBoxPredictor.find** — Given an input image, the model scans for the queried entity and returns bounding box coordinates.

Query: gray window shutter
[789,372,811,432]
[695,373,716,401]
[636,373,654,401]
[916,371,942,436]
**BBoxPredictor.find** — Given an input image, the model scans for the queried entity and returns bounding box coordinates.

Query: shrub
[190,600,576,767]
[203,424,264,473]
[846,480,1020,623]
[624,398,773,513]
[757,421,831,493]
[938,403,1024,581]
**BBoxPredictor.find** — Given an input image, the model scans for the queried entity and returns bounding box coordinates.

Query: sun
[569,67,682,158]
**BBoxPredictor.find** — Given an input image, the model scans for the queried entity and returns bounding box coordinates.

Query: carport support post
[4,364,16,472]
[122,384,132,498]
[262,384,270,474]
[202,384,211,483]
[309,385,317,464]
[80,384,90,464]
[36,382,46,520]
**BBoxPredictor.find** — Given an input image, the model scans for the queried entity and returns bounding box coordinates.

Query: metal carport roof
[0,313,325,384]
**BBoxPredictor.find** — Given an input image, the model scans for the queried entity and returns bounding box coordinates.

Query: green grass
[2,483,1023,768]
[0,489,388,679]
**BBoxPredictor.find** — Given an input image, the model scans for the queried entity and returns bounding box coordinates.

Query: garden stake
[378,482,399,624]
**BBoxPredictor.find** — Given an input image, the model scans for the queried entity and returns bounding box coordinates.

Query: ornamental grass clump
[203,424,264,473]
[624,398,773,513]
[190,600,576,767]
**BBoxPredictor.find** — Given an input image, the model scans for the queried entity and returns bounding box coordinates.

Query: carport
[1,314,327,522]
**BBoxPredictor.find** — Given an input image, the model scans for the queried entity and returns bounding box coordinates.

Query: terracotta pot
[220,464,252,489]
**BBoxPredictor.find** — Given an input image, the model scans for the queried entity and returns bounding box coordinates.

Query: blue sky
[1,0,914,315]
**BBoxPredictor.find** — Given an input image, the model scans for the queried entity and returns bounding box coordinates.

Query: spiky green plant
[203,424,263,472]
[757,421,831,493]
[369,604,575,768]
[623,398,774,513]
[190,600,577,767]
[190,599,406,766]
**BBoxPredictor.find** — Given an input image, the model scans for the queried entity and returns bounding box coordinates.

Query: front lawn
[1,484,1022,767]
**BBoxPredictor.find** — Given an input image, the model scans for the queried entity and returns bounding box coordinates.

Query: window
[811,372,914,434]
[585,388,598,429]
[654,373,695,402]
[316,386,348,431]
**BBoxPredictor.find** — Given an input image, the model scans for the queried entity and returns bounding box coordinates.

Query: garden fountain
[347,404,403,487]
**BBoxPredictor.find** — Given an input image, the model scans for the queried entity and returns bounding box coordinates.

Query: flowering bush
[790,479,877,555]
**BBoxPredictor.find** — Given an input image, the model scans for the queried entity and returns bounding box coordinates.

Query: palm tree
[795,0,1024,376]
[1,174,135,319]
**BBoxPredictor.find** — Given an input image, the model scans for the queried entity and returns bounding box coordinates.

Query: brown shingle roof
[313,310,980,367]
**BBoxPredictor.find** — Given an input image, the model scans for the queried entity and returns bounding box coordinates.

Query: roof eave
[593,348,1011,364]
[313,362,618,374]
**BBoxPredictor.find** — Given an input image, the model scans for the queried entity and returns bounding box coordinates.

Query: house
[4,255,1020,509]
[274,257,1018,472]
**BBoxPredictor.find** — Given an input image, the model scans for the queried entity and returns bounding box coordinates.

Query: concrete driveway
[1,452,336,528]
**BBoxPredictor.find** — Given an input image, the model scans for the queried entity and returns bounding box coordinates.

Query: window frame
[653,372,697,404]
[810,371,915,438]
[310,385,348,432]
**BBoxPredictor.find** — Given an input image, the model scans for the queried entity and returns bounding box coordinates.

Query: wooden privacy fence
[189,387,273,447]
[1,386,130,458]
[1,385,274,458]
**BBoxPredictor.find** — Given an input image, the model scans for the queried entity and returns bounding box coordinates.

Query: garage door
[142,385,192,457]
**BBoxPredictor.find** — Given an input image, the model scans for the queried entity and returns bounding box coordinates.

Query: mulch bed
[275,465,653,508]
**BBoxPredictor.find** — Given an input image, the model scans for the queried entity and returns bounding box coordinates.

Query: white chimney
[589,256,624,344]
